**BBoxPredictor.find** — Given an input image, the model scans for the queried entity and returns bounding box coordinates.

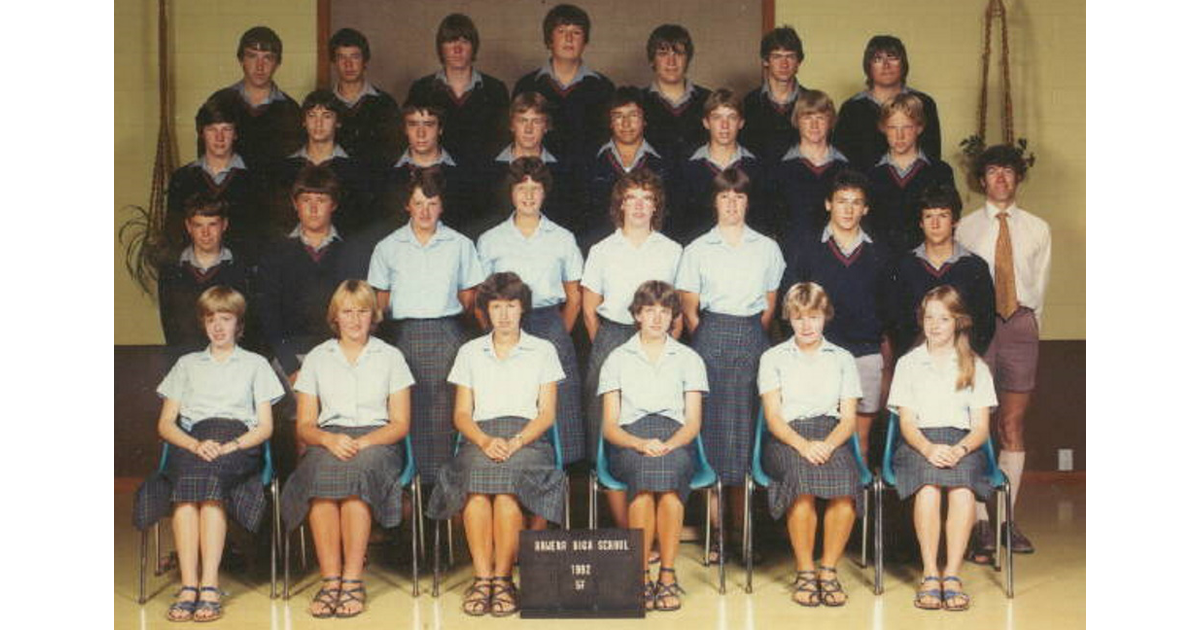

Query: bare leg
[492,495,524,577]
[606,490,629,527]
[528,515,549,530]
[996,391,1032,507]
[655,492,685,609]
[307,499,343,616]
[912,485,943,608]
[170,502,201,618]
[817,497,856,606]
[942,488,975,609]
[335,498,372,616]
[462,494,495,578]
[785,495,818,572]
[627,493,657,571]
[193,501,228,620]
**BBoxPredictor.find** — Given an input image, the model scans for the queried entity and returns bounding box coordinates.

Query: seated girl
[135,286,283,621]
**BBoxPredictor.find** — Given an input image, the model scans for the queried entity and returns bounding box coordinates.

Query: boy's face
[185,215,228,253]
[762,48,800,83]
[204,311,239,349]
[440,37,474,71]
[982,165,1019,205]
[826,187,869,232]
[635,303,673,339]
[404,111,442,156]
[202,123,237,159]
[304,106,338,144]
[868,50,903,88]
[406,187,443,231]
[798,112,831,146]
[883,111,922,156]
[240,47,279,89]
[293,191,337,232]
[703,105,743,147]
[333,46,365,84]
[920,207,956,246]
[549,23,586,61]
[609,103,645,146]
[652,44,688,84]
[511,110,548,152]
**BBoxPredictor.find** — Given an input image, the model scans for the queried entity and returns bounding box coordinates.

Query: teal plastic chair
[742,410,877,593]
[137,440,279,604]
[880,412,1014,598]
[431,423,568,597]
[587,432,726,594]
[282,436,422,598]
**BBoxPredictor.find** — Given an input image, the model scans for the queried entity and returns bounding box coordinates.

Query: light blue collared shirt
[294,336,415,429]
[157,345,285,431]
[849,85,915,106]
[598,334,709,427]
[675,226,785,316]
[393,148,457,168]
[448,332,565,423]
[581,230,682,325]
[191,154,247,186]
[689,144,756,170]
[230,80,289,108]
[494,145,558,164]
[288,224,342,252]
[888,344,997,430]
[759,81,800,106]
[596,140,661,173]
[368,221,485,319]
[180,246,233,272]
[876,149,930,178]
[758,338,862,421]
[820,225,874,257]
[288,144,350,165]
[780,144,848,166]
[476,215,583,308]
[333,81,380,108]
[647,80,698,108]
[913,241,969,268]
[535,59,601,90]
[435,68,484,91]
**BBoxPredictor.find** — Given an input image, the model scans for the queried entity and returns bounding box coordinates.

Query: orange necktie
[994,211,1019,319]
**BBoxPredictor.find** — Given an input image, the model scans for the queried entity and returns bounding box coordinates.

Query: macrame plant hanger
[978,0,1015,146]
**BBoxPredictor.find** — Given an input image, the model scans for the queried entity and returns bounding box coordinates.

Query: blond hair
[917,286,976,390]
[195,286,247,339]
[326,279,383,336]
[782,282,834,321]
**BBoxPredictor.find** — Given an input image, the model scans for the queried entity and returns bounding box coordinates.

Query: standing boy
[328,28,401,168]
[741,26,808,165]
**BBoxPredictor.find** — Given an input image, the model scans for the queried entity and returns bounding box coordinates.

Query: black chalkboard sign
[518,528,645,618]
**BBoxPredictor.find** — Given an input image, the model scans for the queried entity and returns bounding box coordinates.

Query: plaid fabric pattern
[893,427,993,501]
[524,307,585,465]
[133,419,265,532]
[608,414,696,505]
[583,319,637,463]
[694,312,769,485]
[426,416,565,523]
[390,317,466,479]
[762,416,862,519]
[279,425,408,532]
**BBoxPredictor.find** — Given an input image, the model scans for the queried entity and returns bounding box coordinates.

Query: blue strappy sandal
[941,576,970,611]
[166,585,198,622]
[193,586,225,622]
[914,575,942,610]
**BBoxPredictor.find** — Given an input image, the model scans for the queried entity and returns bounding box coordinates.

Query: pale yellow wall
[775,0,1084,339]
[115,0,317,344]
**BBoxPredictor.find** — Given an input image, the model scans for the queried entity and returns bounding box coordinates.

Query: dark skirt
[608,414,696,505]
[893,427,993,501]
[762,416,862,519]
[523,306,585,465]
[389,316,466,480]
[279,425,408,532]
[583,318,637,463]
[133,419,265,532]
[694,312,769,485]
[426,416,565,524]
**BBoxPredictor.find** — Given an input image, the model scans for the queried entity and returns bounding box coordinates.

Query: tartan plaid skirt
[608,414,696,505]
[524,306,585,465]
[762,416,862,519]
[133,419,265,532]
[279,425,408,532]
[389,316,466,480]
[426,416,565,524]
[893,427,993,501]
[694,312,769,485]
[583,318,637,463]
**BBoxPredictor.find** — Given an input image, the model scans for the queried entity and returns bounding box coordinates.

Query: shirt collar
[909,342,961,368]
[648,80,697,107]
[876,149,930,174]
[193,154,247,180]
[597,139,661,166]
[700,224,765,245]
[914,241,968,266]
[851,85,913,105]
[333,81,380,107]
[397,220,455,244]
[535,59,600,89]
[231,80,287,106]
[495,144,558,164]
[505,213,558,237]
[288,224,342,249]
[288,144,350,163]
[821,224,873,248]
[481,331,538,356]
[623,333,683,362]
[984,201,1023,220]
[781,144,848,165]
[760,80,800,105]
[784,337,837,355]
[689,143,755,166]
[180,246,234,270]
[199,344,247,363]
[435,68,484,90]
[614,228,668,248]
[394,148,457,168]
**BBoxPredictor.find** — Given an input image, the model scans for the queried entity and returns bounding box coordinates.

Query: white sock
[975,501,989,521]
[998,450,1026,516]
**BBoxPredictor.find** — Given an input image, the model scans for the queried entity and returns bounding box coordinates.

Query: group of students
[136,2,1053,622]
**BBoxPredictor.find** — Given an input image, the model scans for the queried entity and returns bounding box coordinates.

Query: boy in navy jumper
[208,26,303,171]
[890,183,995,356]
[641,24,711,163]
[741,26,808,165]
[512,4,615,169]
[158,193,255,359]
[484,92,576,235]
[384,101,477,237]
[406,13,510,171]
[772,89,850,241]
[833,35,942,172]
[328,28,401,169]
[866,92,955,254]
[781,170,893,457]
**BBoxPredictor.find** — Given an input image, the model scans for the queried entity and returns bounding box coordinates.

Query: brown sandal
[791,570,820,607]
[490,576,520,617]
[462,577,492,616]
[818,565,847,606]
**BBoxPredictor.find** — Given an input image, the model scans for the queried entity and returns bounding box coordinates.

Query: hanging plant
[960,0,1035,188]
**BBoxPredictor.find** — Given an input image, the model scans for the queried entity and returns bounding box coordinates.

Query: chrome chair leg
[1003,480,1014,598]
[588,473,597,529]
[415,481,426,563]
[703,488,712,568]
[873,478,884,595]
[564,475,572,530]
[859,486,869,568]
[283,523,292,600]
[447,519,456,565]
[432,516,442,597]
[138,528,148,604]
[716,479,725,594]
[270,478,280,599]
[153,522,164,576]
[743,476,754,594]
[411,479,420,597]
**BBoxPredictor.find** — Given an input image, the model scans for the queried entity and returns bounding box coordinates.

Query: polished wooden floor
[114,474,1084,629]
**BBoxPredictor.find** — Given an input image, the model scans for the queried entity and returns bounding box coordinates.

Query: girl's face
[635,304,673,340]
[715,190,748,227]
[204,311,238,349]
[406,187,443,231]
[621,187,656,231]
[511,178,545,217]
[487,299,523,334]
[336,301,373,344]
[922,299,956,349]
[789,310,826,349]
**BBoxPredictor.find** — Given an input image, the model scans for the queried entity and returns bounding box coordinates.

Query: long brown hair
[917,286,976,390]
